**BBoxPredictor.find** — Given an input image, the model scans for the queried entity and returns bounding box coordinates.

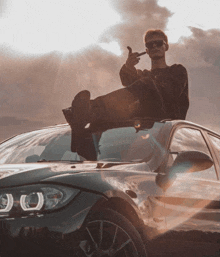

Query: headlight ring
[0,185,80,215]
[20,192,44,211]
[0,194,14,212]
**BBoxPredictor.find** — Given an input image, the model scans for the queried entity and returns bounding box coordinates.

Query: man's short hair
[144,29,168,43]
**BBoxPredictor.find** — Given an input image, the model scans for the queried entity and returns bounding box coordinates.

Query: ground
[147,231,220,256]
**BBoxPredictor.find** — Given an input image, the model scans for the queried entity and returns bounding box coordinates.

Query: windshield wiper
[96,161,141,169]
[37,159,84,163]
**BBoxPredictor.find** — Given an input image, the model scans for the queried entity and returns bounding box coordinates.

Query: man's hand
[125,46,146,70]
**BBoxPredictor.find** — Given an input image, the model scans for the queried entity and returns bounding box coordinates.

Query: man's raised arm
[119,46,146,87]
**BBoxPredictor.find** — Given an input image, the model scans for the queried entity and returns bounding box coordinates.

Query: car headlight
[0,194,13,212]
[20,192,44,211]
[0,184,80,216]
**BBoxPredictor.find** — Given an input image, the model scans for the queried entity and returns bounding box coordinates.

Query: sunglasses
[145,40,166,50]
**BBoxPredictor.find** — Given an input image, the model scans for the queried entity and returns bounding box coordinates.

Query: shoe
[62,106,74,125]
[71,90,91,128]
[62,90,91,129]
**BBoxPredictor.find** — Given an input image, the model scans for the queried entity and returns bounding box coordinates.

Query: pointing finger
[127,46,132,54]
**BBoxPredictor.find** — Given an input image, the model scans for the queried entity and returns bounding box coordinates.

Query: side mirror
[156,151,213,190]
[171,150,213,173]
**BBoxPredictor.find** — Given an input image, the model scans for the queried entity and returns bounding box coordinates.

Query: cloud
[167,27,220,69]
[0,116,46,142]
[101,0,171,55]
[0,116,28,126]
[165,27,220,130]
[0,49,62,118]
[0,116,45,126]
[0,44,124,128]
[0,0,6,17]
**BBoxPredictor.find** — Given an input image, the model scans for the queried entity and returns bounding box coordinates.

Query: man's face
[145,35,168,60]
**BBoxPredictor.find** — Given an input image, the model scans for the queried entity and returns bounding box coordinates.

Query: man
[63,29,189,131]
[119,29,189,120]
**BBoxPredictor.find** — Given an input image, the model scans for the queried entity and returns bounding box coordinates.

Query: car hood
[0,161,152,188]
[0,162,91,188]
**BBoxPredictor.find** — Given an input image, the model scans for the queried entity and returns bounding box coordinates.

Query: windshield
[0,122,165,164]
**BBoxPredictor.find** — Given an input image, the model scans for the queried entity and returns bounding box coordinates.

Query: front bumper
[0,191,104,257]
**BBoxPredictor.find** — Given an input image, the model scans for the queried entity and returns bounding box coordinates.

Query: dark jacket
[119,64,189,120]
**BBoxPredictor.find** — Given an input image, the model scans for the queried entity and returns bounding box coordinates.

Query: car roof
[166,119,220,137]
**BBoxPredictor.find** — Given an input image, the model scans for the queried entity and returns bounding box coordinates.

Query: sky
[0,0,220,141]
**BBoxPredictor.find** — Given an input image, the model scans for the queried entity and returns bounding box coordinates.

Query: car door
[206,132,220,179]
[94,124,169,236]
[162,125,220,234]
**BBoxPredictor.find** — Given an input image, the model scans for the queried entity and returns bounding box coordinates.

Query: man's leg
[90,78,166,121]
[63,78,166,128]
[91,88,140,121]
[63,88,140,127]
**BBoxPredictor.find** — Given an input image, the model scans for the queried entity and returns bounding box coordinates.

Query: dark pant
[90,78,166,122]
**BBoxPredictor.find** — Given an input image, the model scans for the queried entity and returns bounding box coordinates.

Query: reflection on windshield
[0,123,164,164]
[97,127,156,162]
[0,126,72,164]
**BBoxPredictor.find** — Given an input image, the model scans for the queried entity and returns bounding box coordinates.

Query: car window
[169,127,217,181]
[208,134,220,164]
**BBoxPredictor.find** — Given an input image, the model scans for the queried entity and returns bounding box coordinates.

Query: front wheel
[76,208,147,257]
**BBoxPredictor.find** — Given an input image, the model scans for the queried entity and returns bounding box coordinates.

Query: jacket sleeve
[176,65,189,119]
[119,64,143,87]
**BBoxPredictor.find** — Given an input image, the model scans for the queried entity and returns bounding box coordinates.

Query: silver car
[0,119,219,256]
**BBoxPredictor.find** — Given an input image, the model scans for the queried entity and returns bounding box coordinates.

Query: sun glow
[0,0,121,55]
[99,41,122,56]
